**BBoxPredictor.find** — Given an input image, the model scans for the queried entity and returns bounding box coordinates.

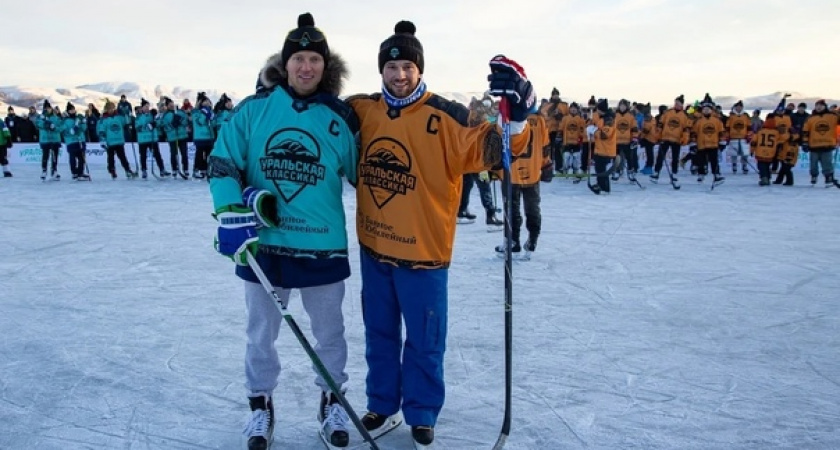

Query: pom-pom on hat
[141,98,150,107]
[734,100,743,108]
[281,13,330,67]
[42,100,52,110]
[551,87,559,97]
[379,20,424,73]
[66,102,75,111]
[675,94,685,105]
[700,93,715,108]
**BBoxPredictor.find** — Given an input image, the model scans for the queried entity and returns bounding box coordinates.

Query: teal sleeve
[209,106,250,210]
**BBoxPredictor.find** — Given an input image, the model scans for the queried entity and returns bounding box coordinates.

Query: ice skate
[244,394,274,450]
[318,391,349,449]
[360,411,402,440]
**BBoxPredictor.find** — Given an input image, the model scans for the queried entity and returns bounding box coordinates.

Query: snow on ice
[1,165,839,449]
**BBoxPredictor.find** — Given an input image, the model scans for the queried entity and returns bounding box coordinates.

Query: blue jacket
[192,107,215,142]
[160,109,189,142]
[62,114,87,144]
[35,113,63,143]
[96,113,127,146]
[135,112,158,144]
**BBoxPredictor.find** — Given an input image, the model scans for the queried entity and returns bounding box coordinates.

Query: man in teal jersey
[207,13,359,450]
[34,100,63,180]
[61,103,89,180]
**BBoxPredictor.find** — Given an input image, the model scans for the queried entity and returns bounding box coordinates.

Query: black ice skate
[360,411,402,440]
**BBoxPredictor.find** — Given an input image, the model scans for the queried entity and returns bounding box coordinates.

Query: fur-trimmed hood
[258,51,348,97]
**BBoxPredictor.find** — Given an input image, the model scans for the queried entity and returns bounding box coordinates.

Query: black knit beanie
[378,21,424,73]
[281,13,330,67]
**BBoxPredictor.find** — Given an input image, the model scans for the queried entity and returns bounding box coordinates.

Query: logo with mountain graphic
[260,128,326,203]
[360,137,417,209]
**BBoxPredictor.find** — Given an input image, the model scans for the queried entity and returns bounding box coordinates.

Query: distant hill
[0,82,243,113]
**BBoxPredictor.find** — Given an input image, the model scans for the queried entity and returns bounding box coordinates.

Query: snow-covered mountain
[1,82,836,114]
[0,82,244,113]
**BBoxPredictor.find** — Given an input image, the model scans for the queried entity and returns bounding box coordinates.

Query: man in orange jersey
[539,87,568,173]
[691,94,726,185]
[802,99,840,187]
[725,100,753,174]
[557,102,587,175]
[587,99,617,194]
[639,105,659,175]
[751,114,781,185]
[612,99,639,182]
[346,21,536,447]
[652,95,691,185]
[494,108,550,254]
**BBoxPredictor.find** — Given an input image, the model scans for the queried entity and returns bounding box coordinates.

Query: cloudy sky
[2,0,838,104]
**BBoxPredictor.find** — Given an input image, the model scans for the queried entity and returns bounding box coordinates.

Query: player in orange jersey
[346,21,537,447]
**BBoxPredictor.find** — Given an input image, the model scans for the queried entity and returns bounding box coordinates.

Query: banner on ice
[8,142,197,166]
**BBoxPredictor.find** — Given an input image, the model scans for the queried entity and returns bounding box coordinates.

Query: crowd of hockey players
[0,92,234,180]
[527,89,840,190]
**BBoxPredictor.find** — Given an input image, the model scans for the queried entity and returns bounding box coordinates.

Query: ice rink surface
[1,165,838,449]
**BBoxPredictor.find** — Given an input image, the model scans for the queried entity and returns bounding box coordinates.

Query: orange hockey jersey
[726,112,751,139]
[558,114,587,145]
[594,125,617,157]
[803,111,840,149]
[614,111,639,144]
[640,117,659,143]
[539,100,569,132]
[349,92,531,269]
[658,109,691,143]
[750,128,780,162]
[508,113,550,185]
[692,115,725,150]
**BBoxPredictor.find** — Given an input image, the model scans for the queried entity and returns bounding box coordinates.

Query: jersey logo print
[260,128,326,203]
[360,137,417,209]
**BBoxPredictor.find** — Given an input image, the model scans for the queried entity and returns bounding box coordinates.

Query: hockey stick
[244,252,380,450]
[492,98,513,450]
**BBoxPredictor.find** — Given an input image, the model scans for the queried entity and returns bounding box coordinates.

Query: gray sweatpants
[809,149,835,177]
[244,280,348,396]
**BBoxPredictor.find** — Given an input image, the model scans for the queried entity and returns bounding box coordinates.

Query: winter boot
[361,411,402,439]
[411,426,435,447]
[523,236,537,252]
[456,209,476,224]
[495,239,521,253]
[486,210,503,227]
[319,391,349,448]
[244,394,274,450]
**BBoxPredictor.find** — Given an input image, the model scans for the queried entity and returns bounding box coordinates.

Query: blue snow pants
[360,249,448,427]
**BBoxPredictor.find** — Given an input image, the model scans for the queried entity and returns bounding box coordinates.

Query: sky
[2,0,839,105]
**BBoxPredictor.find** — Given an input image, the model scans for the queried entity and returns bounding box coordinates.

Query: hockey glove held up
[214,205,259,266]
[242,187,279,228]
[487,55,535,123]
